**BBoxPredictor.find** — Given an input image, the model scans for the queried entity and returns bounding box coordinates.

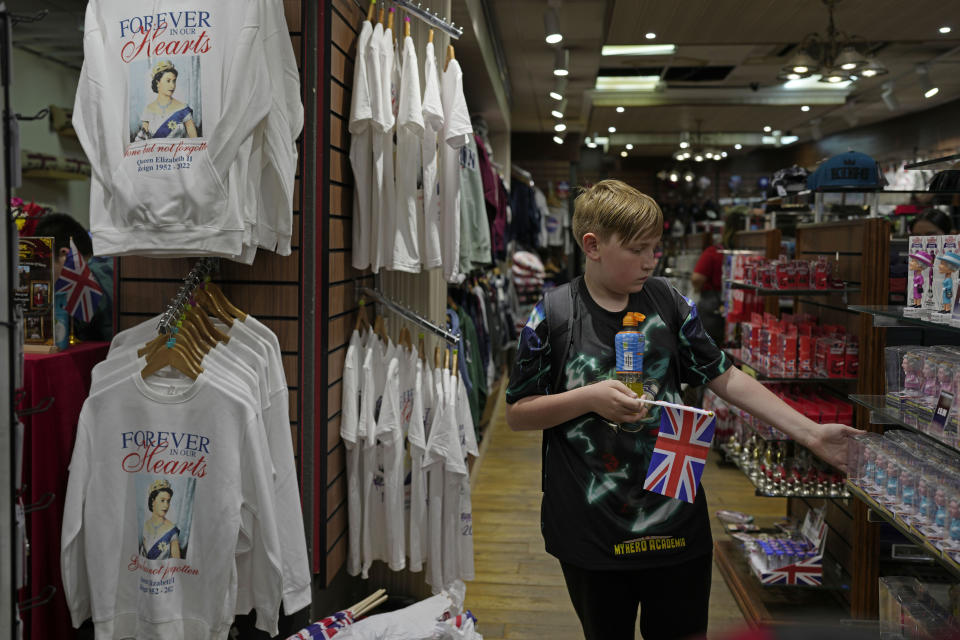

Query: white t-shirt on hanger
[349,19,375,270]
[454,374,477,582]
[340,330,364,576]
[439,58,473,283]
[438,369,467,589]
[423,366,447,592]
[420,42,445,270]
[372,26,398,273]
[400,347,427,572]
[393,35,425,272]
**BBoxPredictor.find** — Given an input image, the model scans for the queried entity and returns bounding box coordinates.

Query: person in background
[690,209,745,345]
[34,213,114,341]
[910,208,954,236]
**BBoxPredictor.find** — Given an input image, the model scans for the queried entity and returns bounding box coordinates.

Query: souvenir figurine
[934,487,948,535]
[949,499,960,548]
[921,356,939,398]
[901,466,917,516]
[885,458,900,506]
[916,478,931,527]
[936,252,960,315]
[862,445,876,490]
[909,250,934,309]
[902,353,923,397]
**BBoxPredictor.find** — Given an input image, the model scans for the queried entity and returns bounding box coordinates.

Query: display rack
[761,189,959,227]
[360,287,460,345]
[728,281,861,296]
[848,394,960,457]
[724,348,851,384]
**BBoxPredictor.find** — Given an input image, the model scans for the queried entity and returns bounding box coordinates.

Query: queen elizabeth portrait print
[128,55,202,143]
[136,476,196,560]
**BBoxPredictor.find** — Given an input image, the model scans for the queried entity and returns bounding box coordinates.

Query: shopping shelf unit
[719,219,890,620]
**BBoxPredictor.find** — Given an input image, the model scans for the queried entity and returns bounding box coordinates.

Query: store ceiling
[491,0,960,157]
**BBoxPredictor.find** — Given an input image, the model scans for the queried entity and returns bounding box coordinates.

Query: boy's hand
[805,423,862,472]
[589,380,645,424]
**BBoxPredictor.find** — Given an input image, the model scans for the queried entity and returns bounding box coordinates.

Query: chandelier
[779,0,887,84]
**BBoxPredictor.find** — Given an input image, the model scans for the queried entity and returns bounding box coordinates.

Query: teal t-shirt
[506,277,730,569]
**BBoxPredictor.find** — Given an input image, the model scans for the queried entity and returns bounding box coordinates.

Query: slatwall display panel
[115,0,307,567]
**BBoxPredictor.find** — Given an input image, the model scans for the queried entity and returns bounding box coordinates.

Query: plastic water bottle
[615,312,645,397]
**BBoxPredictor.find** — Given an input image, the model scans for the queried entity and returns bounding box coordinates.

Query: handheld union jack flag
[760,556,823,586]
[643,405,716,503]
[54,238,103,322]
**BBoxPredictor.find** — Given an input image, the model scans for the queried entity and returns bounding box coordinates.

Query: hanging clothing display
[74,1,302,261]
[61,281,311,637]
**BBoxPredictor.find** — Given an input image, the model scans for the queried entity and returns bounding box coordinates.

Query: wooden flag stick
[636,397,714,417]
[349,588,386,614]
[354,594,388,618]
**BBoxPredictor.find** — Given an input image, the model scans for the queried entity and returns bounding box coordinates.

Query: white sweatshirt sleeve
[60,417,92,627]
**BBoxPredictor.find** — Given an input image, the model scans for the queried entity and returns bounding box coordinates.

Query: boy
[505,180,858,640]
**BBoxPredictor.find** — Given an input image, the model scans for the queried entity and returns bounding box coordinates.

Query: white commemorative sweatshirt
[74,1,273,257]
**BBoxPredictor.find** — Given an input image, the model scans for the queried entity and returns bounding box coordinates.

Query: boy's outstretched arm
[707,366,861,471]
[506,380,646,431]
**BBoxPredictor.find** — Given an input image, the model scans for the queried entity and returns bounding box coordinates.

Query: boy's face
[586,231,661,294]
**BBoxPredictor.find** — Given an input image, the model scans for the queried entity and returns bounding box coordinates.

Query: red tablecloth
[19,341,109,640]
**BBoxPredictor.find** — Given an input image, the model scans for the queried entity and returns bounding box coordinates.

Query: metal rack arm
[395,0,463,39]
[360,287,460,345]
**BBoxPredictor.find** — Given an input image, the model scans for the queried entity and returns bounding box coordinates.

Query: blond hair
[572,179,663,249]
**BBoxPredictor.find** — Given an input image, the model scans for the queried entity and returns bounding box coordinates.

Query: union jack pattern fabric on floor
[643,406,715,503]
[54,238,103,322]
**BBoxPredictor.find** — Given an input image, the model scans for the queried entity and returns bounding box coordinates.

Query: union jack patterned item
[642,405,716,503]
[286,610,353,639]
[760,555,823,586]
[54,238,103,322]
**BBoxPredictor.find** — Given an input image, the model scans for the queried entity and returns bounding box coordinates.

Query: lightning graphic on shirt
[629,500,681,533]
[565,353,605,391]
[586,465,630,504]
[566,422,595,454]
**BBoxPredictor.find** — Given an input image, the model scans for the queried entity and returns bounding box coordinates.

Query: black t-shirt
[506,277,730,570]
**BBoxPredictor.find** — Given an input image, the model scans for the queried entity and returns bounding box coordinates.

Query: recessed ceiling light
[721,151,728,158]
[669,172,678,182]
[684,174,694,183]
[645,32,656,40]
[940,26,952,34]
[608,126,616,133]
[679,141,690,149]
[705,152,714,159]
[801,105,810,112]
[595,75,661,91]
[620,150,628,157]
[763,125,772,132]
[625,143,633,150]
[694,154,703,162]
[734,143,742,150]
[601,44,676,56]
[554,122,567,132]
[674,153,684,161]
[682,152,691,159]
[616,106,625,113]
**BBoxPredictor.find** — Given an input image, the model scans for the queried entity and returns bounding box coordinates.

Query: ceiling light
[674,153,684,161]
[801,105,810,112]
[587,141,598,149]
[781,135,799,144]
[645,32,656,40]
[818,68,848,83]
[543,8,562,45]
[734,143,742,150]
[616,106,625,113]
[608,126,616,133]
[835,46,866,71]
[783,50,818,76]
[721,151,728,158]
[916,65,939,98]
[551,109,563,119]
[763,125,772,133]
[553,136,564,144]
[601,44,676,56]
[679,141,690,149]
[682,152,691,159]
[881,81,899,111]
[704,152,713,159]
[694,154,703,162]
[684,173,694,183]
[594,75,661,91]
[554,122,566,132]
[620,151,628,158]
[550,98,568,120]
[786,73,802,81]
[625,143,633,150]
[783,74,851,89]
[940,26,952,34]
[553,48,569,77]
[669,172,678,182]
[549,77,568,101]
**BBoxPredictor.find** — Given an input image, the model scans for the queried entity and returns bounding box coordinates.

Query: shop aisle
[469,391,787,640]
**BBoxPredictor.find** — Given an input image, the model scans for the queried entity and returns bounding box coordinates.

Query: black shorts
[560,552,713,640]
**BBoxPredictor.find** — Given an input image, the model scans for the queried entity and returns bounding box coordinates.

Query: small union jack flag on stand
[760,555,823,586]
[54,238,103,323]
[643,404,716,503]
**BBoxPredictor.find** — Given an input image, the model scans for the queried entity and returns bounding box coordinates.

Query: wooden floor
[467,391,788,640]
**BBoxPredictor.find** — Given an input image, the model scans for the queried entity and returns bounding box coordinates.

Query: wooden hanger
[366,0,376,22]
[170,325,205,364]
[196,288,233,327]
[141,338,203,380]
[374,315,388,343]
[443,347,450,370]
[450,348,458,375]
[398,326,412,350]
[403,16,410,38]
[378,5,384,25]
[187,304,230,344]
[444,44,455,71]
[418,333,426,363]
[138,333,167,358]
[355,300,371,333]
[386,7,394,31]
[434,346,443,369]
[204,281,247,321]
[428,28,434,44]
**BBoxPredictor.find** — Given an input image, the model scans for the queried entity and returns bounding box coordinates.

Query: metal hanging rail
[155,258,217,335]
[903,153,960,170]
[360,287,460,345]
[395,0,463,40]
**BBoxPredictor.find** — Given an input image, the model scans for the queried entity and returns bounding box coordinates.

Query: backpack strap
[539,276,580,491]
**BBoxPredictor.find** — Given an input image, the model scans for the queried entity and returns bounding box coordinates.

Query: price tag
[931,391,955,436]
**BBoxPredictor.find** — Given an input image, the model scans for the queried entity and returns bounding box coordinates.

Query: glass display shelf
[726,349,854,384]
[848,304,960,334]
[729,281,861,296]
[847,394,960,457]
[846,482,960,580]
[719,443,850,500]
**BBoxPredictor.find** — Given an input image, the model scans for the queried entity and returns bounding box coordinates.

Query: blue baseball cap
[806,151,885,191]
